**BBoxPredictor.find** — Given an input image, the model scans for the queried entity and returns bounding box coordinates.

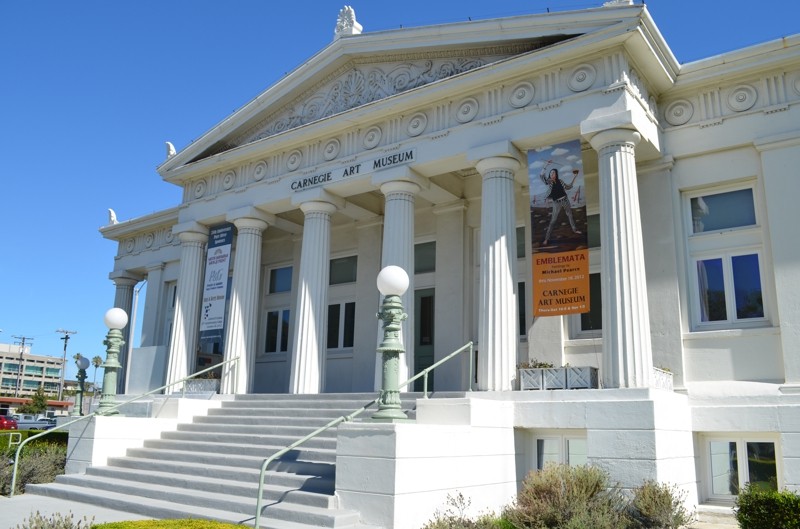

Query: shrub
[627,480,693,529]
[0,442,66,495]
[502,464,630,529]
[735,483,800,529]
[16,511,94,529]
[95,521,250,528]
[421,492,504,529]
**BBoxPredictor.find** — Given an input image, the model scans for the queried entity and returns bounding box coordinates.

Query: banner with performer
[528,140,590,316]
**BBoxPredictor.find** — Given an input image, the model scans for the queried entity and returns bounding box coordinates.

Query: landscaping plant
[735,483,800,529]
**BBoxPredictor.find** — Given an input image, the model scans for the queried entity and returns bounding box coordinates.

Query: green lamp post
[72,355,90,416]
[97,308,128,415]
[372,265,410,422]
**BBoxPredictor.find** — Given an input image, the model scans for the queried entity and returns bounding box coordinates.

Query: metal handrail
[9,356,239,497]
[254,341,473,529]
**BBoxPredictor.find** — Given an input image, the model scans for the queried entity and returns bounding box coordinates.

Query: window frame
[702,434,781,502]
[683,182,768,331]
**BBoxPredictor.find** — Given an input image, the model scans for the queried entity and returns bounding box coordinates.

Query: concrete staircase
[27,393,453,528]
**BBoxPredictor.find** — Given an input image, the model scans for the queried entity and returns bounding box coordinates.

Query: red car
[0,415,18,430]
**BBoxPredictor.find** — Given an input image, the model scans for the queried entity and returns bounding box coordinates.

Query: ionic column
[111,272,140,394]
[289,200,337,394]
[379,180,420,387]
[165,224,208,390]
[475,156,520,391]
[140,263,164,348]
[221,214,270,394]
[586,128,653,388]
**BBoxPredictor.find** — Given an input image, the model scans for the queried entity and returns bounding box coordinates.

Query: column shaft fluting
[140,264,164,348]
[165,230,208,389]
[590,128,653,388]
[476,156,520,391]
[221,217,268,394]
[290,201,336,394]
[112,276,138,394]
[380,181,420,386]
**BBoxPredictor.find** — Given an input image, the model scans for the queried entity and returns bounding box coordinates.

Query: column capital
[171,221,208,238]
[108,270,143,285]
[300,200,338,215]
[145,262,165,273]
[466,140,522,164]
[226,206,275,229]
[380,180,422,196]
[292,187,345,210]
[474,156,520,176]
[586,127,641,152]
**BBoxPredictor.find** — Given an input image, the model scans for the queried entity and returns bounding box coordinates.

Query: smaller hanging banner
[528,140,590,317]
[199,223,234,333]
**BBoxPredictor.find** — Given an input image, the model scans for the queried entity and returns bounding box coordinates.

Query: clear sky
[1,0,797,384]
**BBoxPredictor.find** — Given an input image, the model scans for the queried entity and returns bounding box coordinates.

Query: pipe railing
[9,356,239,497]
[254,341,473,529]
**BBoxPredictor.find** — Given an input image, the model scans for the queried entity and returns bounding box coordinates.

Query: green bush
[627,480,693,529]
[735,483,800,529]
[0,442,66,495]
[502,464,631,529]
[15,511,94,529]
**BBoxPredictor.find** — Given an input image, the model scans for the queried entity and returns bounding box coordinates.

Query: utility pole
[55,329,77,401]
[12,335,33,398]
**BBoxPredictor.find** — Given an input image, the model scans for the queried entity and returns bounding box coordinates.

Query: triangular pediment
[160,5,661,175]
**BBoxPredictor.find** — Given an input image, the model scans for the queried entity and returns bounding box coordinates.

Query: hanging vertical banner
[528,140,590,316]
[199,223,234,334]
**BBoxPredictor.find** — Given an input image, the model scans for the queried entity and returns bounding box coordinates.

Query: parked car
[0,415,18,430]
[11,414,55,431]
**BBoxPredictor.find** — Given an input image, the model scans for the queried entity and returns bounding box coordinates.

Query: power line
[55,329,77,402]
[12,335,33,398]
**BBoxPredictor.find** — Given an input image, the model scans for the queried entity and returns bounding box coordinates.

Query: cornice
[99,206,180,241]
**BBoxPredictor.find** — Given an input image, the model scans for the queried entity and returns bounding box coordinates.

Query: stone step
[162,429,338,449]
[80,465,336,508]
[141,438,338,461]
[175,422,340,438]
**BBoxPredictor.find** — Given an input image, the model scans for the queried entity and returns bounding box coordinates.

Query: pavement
[0,494,150,528]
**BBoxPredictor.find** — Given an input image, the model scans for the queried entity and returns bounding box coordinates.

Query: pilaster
[140,263,164,348]
[289,200,338,394]
[110,272,140,394]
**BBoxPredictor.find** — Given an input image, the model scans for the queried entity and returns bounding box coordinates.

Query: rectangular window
[707,438,777,498]
[330,256,358,285]
[45,367,60,377]
[516,226,526,259]
[518,282,527,337]
[414,242,436,274]
[579,273,602,332]
[269,266,293,294]
[535,435,588,470]
[586,214,601,248]
[327,302,356,349]
[1,378,16,389]
[3,363,19,374]
[686,184,766,329]
[264,309,290,353]
[24,365,43,375]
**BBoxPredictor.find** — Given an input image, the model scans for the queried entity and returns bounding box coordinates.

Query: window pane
[330,256,358,285]
[746,442,777,491]
[698,259,727,322]
[587,214,601,248]
[327,304,341,348]
[516,227,526,259]
[280,310,290,352]
[269,267,292,293]
[691,189,756,233]
[567,439,587,467]
[580,273,602,331]
[415,242,437,273]
[518,282,526,336]
[343,303,356,348]
[537,439,560,470]
[265,311,279,353]
[732,254,763,319]
[710,441,739,495]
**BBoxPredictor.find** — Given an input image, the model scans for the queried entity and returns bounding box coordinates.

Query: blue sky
[1,0,797,384]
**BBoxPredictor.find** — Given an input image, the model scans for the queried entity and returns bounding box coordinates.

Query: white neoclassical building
[99,1,800,518]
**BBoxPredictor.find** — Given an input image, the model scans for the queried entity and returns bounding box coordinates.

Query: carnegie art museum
[77,1,800,526]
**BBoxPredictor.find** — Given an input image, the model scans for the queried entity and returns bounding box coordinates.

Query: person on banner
[540,161,582,245]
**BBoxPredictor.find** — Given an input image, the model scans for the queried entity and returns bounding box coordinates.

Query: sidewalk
[0,494,150,528]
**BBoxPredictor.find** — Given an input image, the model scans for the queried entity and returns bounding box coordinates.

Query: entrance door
[414,288,435,392]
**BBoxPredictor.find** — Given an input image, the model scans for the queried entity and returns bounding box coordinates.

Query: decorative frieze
[119,226,179,256]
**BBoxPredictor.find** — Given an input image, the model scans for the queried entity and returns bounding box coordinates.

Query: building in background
[96,1,800,519]
[0,343,64,398]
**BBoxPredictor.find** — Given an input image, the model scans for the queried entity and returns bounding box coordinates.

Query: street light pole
[12,335,33,398]
[56,329,77,402]
[98,308,128,415]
